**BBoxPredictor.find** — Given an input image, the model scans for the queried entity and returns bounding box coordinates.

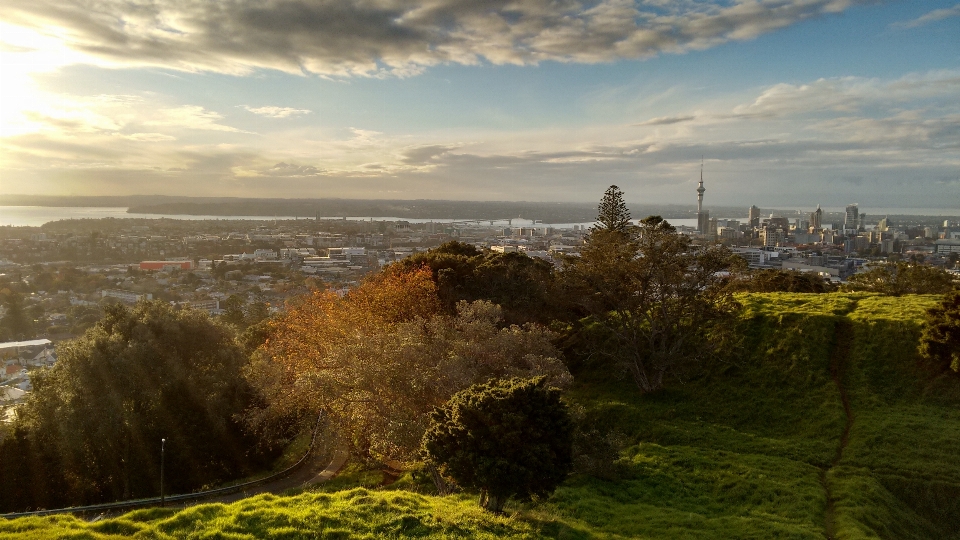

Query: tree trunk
[428,464,450,495]
[479,489,506,513]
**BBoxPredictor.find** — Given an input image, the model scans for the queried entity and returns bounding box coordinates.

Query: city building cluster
[691,174,960,279]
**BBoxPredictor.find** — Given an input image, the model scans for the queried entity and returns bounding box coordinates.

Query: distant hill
[5,292,958,539]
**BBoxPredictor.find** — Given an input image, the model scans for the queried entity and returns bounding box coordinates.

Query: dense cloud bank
[1,0,871,76]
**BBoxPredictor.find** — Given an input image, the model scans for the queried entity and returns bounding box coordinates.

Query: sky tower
[697,167,705,214]
[696,160,709,234]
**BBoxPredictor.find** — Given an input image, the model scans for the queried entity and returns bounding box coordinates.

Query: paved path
[199,440,350,505]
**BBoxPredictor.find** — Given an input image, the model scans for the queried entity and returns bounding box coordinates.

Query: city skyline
[1,1,958,208]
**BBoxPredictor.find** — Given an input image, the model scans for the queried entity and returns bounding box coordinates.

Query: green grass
[830,294,960,539]
[4,292,959,539]
[0,490,541,539]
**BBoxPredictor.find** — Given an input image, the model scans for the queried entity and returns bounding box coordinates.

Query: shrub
[422,377,573,512]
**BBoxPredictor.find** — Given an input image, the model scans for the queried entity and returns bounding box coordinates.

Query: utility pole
[160,438,166,507]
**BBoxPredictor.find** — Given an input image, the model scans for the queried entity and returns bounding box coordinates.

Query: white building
[102,289,153,304]
[253,249,278,260]
[935,240,960,254]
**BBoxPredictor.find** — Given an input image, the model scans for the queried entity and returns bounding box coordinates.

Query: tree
[726,269,835,293]
[245,289,270,327]
[919,291,960,375]
[0,301,265,511]
[844,262,957,295]
[948,252,959,270]
[422,377,573,513]
[385,241,561,325]
[247,268,571,463]
[563,211,739,393]
[0,291,35,340]
[221,294,247,328]
[595,185,632,234]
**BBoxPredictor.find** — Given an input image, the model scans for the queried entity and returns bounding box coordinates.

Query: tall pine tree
[594,185,632,233]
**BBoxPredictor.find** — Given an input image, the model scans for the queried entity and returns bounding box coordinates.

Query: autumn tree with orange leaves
[245,267,571,463]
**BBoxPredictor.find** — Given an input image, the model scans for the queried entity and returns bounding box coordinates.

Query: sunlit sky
[1,0,958,207]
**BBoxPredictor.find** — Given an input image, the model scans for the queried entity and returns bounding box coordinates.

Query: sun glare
[0,23,85,138]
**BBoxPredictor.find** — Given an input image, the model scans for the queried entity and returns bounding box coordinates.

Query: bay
[0,206,702,229]
[2,205,954,230]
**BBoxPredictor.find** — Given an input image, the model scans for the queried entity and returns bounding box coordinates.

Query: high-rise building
[748,205,760,228]
[698,210,710,236]
[767,215,790,231]
[810,204,823,231]
[761,227,785,247]
[845,204,859,231]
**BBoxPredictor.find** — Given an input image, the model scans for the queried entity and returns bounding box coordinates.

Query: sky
[0,0,958,208]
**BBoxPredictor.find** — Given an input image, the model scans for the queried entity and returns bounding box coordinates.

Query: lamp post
[160,438,166,507]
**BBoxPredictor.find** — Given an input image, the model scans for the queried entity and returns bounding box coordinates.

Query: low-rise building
[935,239,960,254]
[140,260,194,271]
[102,289,153,304]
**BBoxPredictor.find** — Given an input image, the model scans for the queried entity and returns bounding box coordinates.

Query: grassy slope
[3,293,958,540]
[835,295,960,539]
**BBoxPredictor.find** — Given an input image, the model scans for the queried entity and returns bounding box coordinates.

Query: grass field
[2,293,958,539]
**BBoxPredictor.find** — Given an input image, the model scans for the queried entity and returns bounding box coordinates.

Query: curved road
[206,440,349,505]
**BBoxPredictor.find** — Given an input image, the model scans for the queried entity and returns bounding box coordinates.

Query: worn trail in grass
[823,312,856,540]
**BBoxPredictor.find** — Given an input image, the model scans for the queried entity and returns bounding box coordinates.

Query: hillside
[2,293,958,539]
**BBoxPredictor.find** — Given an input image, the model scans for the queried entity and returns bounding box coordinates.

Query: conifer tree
[594,185,632,233]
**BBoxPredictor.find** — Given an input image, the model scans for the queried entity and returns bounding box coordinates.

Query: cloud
[400,144,458,164]
[243,106,312,118]
[0,0,875,76]
[2,69,958,208]
[6,92,250,138]
[0,41,35,53]
[892,4,960,29]
[635,115,697,126]
[262,162,323,176]
[125,132,177,142]
[143,106,252,133]
[728,71,960,119]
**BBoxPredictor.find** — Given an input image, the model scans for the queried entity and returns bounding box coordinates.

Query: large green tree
[385,241,560,325]
[844,262,957,295]
[0,302,266,512]
[0,291,35,341]
[422,377,573,513]
[919,291,960,375]
[726,269,835,293]
[564,212,739,392]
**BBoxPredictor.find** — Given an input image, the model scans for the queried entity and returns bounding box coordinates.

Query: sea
[0,205,691,230]
[0,205,956,229]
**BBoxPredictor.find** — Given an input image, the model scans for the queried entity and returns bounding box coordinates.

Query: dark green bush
[422,377,573,512]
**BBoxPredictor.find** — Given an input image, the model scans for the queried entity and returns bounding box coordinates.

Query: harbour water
[1,205,955,229]
[0,206,708,229]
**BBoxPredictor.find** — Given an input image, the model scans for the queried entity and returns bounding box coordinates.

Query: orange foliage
[247,266,572,461]
[255,266,441,415]
[349,266,442,324]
